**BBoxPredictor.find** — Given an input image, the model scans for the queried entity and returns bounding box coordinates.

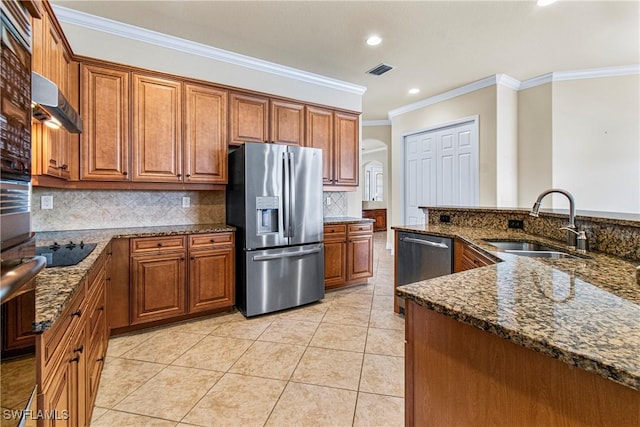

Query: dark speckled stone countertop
[323,217,374,225]
[393,224,640,390]
[34,224,234,333]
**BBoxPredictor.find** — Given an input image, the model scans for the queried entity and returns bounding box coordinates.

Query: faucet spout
[529,188,577,249]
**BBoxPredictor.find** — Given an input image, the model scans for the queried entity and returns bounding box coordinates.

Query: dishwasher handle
[400,236,449,249]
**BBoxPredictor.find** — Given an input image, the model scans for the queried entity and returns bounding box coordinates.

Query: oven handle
[0,256,46,303]
[400,236,449,249]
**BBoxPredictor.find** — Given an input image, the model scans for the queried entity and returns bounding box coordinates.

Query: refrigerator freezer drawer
[241,243,325,317]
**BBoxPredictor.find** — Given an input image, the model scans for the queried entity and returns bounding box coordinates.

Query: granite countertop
[324,217,375,225]
[34,224,234,333]
[393,224,640,390]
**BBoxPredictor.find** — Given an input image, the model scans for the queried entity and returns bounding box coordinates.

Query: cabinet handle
[106,277,111,282]
[97,306,105,311]
[181,257,185,261]
[122,171,128,176]
[74,345,84,354]
[59,164,68,170]
[71,309,82,318]
[210,239,215,243]
[177,173,182,178]
[186,174,191,178]
[157,243,163,247]
[190,256,195,260]
[97,357,105,363]
[70,355,80,363]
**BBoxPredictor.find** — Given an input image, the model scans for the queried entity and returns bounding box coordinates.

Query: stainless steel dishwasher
[396,231,453,311]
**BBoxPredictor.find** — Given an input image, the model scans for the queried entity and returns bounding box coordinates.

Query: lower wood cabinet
[454,239,495,272]
[324,222,373,290]
[188,233,235,313]
[37,242,110,427]
[362,209,387,232]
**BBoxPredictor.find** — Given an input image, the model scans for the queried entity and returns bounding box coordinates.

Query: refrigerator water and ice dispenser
[256,196,279,234]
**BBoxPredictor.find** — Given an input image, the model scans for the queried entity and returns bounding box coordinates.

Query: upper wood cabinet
[306,107,359,188]
[184,83,228,183]
[80,64,130,181]
[270,100,305,146]
[132,73,183,182]
[229,92,269,145]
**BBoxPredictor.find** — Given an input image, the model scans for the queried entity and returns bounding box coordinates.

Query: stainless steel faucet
[529,188,582,250]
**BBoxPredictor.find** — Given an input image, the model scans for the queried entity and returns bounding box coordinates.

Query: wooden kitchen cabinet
[270,99,305,146]
[307,107,359,188]
[188,233,235,313]
[1,289,36,354]
[323,222,373,290]
[184,83,228,183]
[130,236,188,325]
[362,209,387,232]
[80,63,130,181]
[229,92,269,145]
[132,73,183,182]
[454,239,495,272]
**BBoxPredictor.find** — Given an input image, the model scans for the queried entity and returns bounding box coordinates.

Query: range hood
[31,72,82,133]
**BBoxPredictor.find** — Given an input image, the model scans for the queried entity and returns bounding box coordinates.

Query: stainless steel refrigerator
[227,143,325,317]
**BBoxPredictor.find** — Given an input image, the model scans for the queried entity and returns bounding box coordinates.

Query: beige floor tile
[265,382,357,427]
[359,353,404,397]
[322,304,371,327]
[331,292,373,309]
[105,330,157,357]
[373,282,396,296]
[210,318,273,340]
[291,347,363,390]
[156,314,233,335]
[365,327,405,357]
[309,323,368,352]
[95,357,165,408]
[371,295,394,311]
[120,331,205,364]
[114,366,222,421]
[183,373,286,427]
[277,301,330,322]
[369,309,405,331]
[257,318,319,345]
[171,335,253,372]
[90,406,108,424]
[354,392,404,427]
[91,409,177,426]
[229,341,305,380]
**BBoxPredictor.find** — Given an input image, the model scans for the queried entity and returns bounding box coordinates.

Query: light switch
[41,195,53,210]
[182,196,190,208]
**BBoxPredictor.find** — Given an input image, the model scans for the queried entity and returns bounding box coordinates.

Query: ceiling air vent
[366,63,394,76]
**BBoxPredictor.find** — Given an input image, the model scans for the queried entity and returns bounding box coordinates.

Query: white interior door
[404,119,478,224]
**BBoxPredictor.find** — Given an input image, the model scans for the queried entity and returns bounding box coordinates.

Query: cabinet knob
[122,171,128,176]
[190,256,195,260]
[97,357,105,363]
[210,239,215,243]
[157,243,163,247]
[97,306,105,312]
[71,309,82,318]
[186,174,191,178]
[177,173,182,178]
[74,345,84,354]
[181,257,185,261]
[70,355,80,363]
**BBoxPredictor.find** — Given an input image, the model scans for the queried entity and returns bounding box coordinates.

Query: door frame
[400,115,479,225]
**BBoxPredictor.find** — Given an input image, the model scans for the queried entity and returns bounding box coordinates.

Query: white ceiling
[51,0,639,120]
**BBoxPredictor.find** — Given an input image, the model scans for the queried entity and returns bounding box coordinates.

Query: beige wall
[518,83,553,208]
[496,85,518,207]
[551,75,640,213]
[59,22,362,113]
[389,85,498,246]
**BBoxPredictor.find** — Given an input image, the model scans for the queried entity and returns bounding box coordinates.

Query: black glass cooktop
[36,241,97,268]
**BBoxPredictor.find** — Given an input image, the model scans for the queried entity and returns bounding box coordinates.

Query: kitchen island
[394,214,640,427]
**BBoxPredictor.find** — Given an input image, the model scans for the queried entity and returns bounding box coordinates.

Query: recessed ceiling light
[409,88,420,95]
[366,35,382,46]
[537,0,557,6]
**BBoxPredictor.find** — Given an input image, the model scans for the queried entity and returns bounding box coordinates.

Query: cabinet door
[81,64,130,181]
[69,328,86,427]
[188,247,234,313]
[132,74,182,182]
[323,238,347,288]
[334,112,359,186]
[270,100,304,146]
[229,92,269,145]
[306,106,334,185]
[184,83,228,183]
[131,252,187,324]
[347,234,373,281]
[40,352,73,427]
[1,289,35,352]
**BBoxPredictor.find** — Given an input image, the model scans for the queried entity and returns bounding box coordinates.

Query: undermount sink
[485,240,580,259]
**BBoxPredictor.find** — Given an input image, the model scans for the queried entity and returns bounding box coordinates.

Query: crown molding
[496,74,521,90]
[52,5,367,96]
[362,120,391,127]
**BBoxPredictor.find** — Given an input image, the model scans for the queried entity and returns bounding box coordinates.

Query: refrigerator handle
[282,152,291,238]
[288,151,295,239]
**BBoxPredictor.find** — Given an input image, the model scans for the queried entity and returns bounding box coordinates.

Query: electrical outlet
[508,219,524,229]
[326,197,331,206]
[41,195,53,210]
[182,197,190,208]
[439,214,451,223]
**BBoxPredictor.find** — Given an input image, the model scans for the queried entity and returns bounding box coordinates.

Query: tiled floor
[92,232,404,427]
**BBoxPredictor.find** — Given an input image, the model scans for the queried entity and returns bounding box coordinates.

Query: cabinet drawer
[348,222,373,235]
[461,245,494,269]
[189,232,234,250]
[324,224,346,238]
[131,236,187,253]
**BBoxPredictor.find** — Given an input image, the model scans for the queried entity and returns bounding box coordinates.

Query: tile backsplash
[32,188,225,231]
[323,192,348,218]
